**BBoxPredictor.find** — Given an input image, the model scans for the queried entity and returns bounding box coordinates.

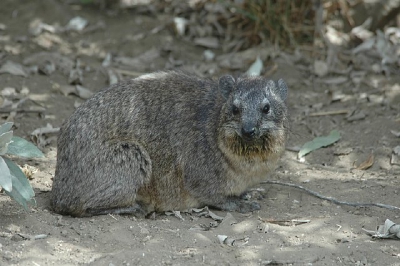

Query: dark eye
[262,103,270,114]
[232,105,240,115]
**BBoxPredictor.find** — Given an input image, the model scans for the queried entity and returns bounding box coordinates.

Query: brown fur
[51,71,289,217]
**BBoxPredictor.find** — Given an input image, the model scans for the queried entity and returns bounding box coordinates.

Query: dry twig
[262,180,400,211]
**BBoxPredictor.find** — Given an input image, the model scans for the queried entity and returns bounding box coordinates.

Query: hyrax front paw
[214,197,261,213]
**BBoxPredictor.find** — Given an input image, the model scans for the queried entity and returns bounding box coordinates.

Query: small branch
[262,180,400,211]
[0,109,45,114]
[112,68,145,77]
[308,110,349,117]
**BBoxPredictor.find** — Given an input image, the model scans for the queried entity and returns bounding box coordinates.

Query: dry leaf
[59,85,76,96]
[356,153,374,170]
[321,76,349,85]
[363,219,400,239]
[194,37,220,49]
[24,52,74,76]
[393,146,400,155]
[346,110,367,122]
[114,48,160,71]
[165,210,184,221]
[314,60,328,77]
[246,56,263,76]
[173,17,188,36]
[0,61,28,77]
[217,235,235,246]
[75,85,93,99]
[391,130,400,137]
[65,16,88,32]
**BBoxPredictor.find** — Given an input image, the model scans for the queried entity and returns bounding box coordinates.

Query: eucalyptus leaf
[4,185,30,210]
[298,130,341,158]
[7,136,44,158]
[0,156,12,192]
[4,157,35,200]
[0,131,13,155]
[0,122,13,135]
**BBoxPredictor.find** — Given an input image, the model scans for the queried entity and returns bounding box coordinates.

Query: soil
[1,1,400,265]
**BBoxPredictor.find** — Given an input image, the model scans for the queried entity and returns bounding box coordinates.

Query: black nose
[241,127,256,139]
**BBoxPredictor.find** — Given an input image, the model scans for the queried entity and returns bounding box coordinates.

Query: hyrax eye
[232,105,240,115]
[262,103,270,114]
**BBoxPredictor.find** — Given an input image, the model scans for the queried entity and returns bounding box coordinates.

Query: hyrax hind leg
[81,140,152,217]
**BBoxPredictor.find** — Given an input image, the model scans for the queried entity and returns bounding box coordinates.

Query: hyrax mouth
[222,131,282,159]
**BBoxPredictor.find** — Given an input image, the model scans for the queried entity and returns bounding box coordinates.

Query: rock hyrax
[51,71,289,217]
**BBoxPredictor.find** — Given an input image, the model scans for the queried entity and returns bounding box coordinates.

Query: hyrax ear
[219,75,235,99]
[268,79,288,101]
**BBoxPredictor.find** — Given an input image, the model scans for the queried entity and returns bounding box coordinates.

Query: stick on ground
[262,180,400,211]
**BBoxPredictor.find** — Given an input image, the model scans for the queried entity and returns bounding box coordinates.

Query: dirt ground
[1,1,400,265]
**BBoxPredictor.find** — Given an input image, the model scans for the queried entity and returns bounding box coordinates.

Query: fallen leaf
[356,153,374,170]
[189,206,224,221]
[24,52,74,76]
[102,53,112,67]
[173,17,188,36]
[390,130,400,137]
[346,110,367,122]
[75,85,93,99]
[1,87,17,97]
[33,32,63,49]
[65,16,88,32]
[68,68,83,85]
[0,61,28,77]
[394,146,400,155]
[391,154,400,165]
[194,37,220,49]
[363,219,400,239]
[114,48,160,71]
[106,69,119,85]
[30,124,59,148]
[165,210,184,221]
[321,76,348,85]
[334,147,353,156]
[58,85,76,97]
[28,19,58,36]
[351,17,374,41]
[246,56,263,76]
[298,130,341,158]
[217,235,235,246]
[218,45,276,70]
[203,50,215,61]
[314,60,328,77]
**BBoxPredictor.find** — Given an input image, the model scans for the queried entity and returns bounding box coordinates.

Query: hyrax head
[218,75,288,158]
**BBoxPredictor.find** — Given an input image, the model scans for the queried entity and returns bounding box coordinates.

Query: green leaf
[0,156,12,192]
[4,185,30,210]
[0,122,13,135]
[7,136,44,158]
[3,157,35,210]
[0,131,13,155]
[298,130,341,158]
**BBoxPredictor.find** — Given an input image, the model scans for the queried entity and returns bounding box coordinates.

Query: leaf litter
[363,219,400,240]
[1,1,400,264]
[0,61,28,77]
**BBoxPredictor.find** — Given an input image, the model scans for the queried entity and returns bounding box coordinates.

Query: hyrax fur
[51,71,289,217]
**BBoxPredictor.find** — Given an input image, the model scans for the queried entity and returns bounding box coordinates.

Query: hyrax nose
[241,126,256,139]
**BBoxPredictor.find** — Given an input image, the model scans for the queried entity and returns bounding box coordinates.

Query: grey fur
[51,71,289,217]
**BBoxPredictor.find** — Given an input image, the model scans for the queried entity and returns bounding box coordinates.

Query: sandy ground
[1,1,400,265]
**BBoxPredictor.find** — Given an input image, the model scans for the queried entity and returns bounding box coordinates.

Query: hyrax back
[51,71,288,217]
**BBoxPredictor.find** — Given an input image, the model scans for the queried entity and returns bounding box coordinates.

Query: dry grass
[219,0,316,48]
